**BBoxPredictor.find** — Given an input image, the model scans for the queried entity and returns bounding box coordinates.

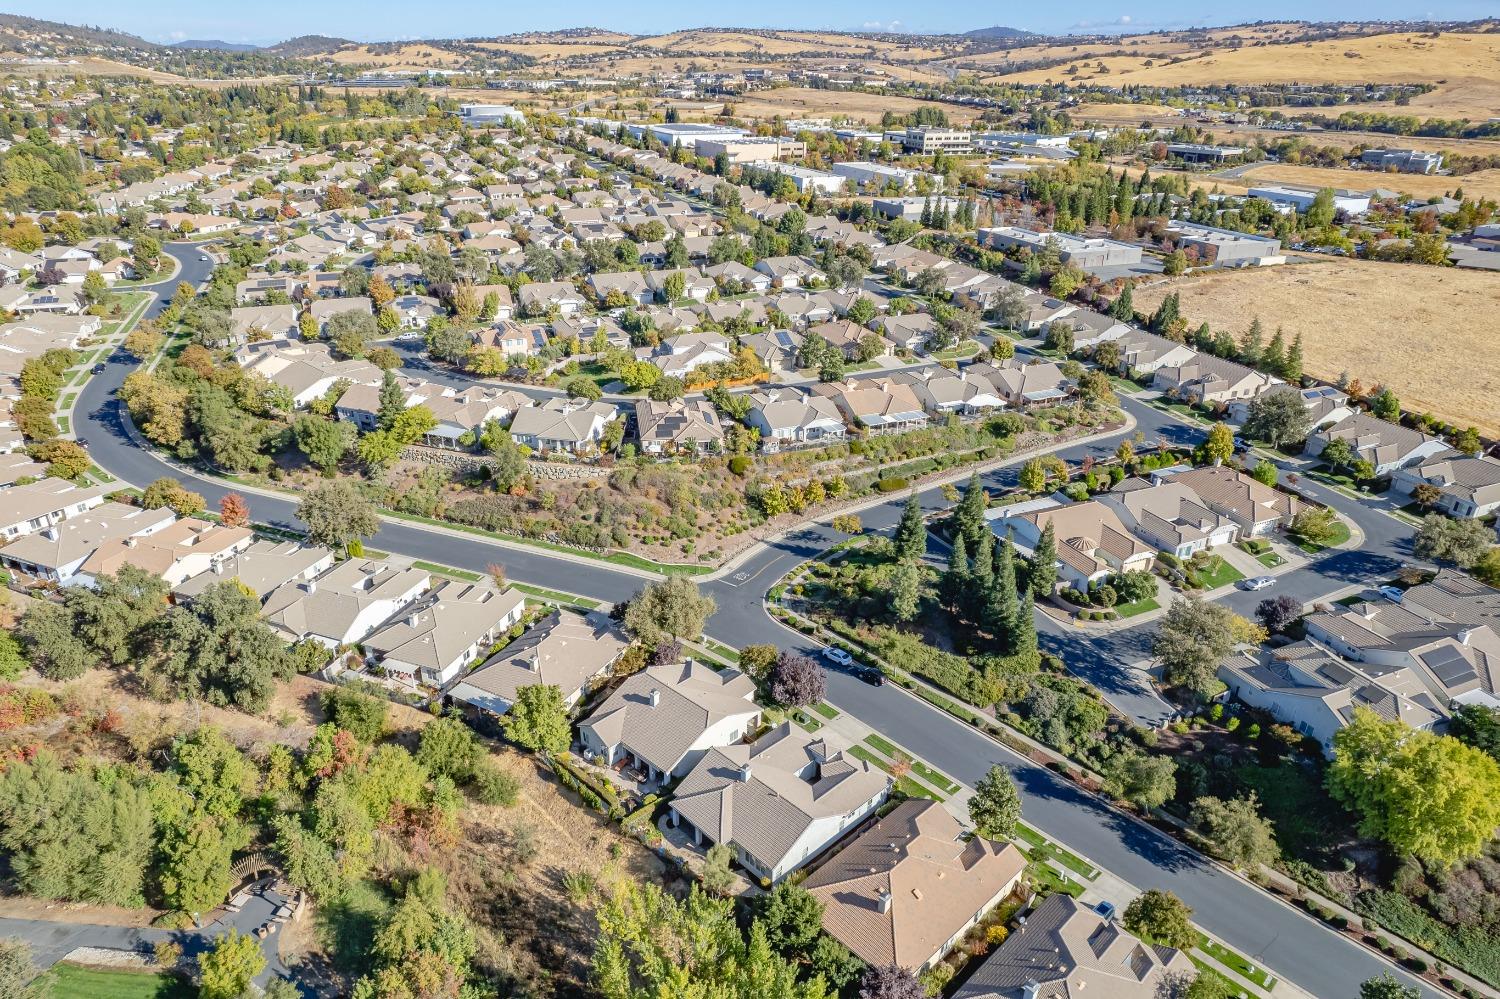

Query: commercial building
[898,127,972,154]
[1360,148,1443,174]
[765,163,847,195]
[1165,220,1284,266]
[457,104,524,126]
[978,226,1143,268]
[1248,185,1372,216]
[1164,142,1248,164]
[871,196,962,221]
[832,161,942,192]
[696,136,805,164]
[622,121,748,153]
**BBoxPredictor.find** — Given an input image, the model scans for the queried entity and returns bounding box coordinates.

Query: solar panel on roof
[1422,645,1478,688]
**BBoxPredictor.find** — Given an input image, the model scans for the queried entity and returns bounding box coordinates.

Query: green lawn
[1186,960,1244,997]
[1197,932,1279,990]
[1255,551,1284,568]
[791,709,823,733]
[1189,557,1244,591]
[1113,595,1160,618]
[701,638,740,663]
[1295,519,1352,554]
[860,734,960,794]
[40,963,194,999]
[848,745,945,801]
[1027,859,1085,898]
[810,702,839,720]
[510,582,601,609]
[412,560,484,581]
[1012,823,1101,881]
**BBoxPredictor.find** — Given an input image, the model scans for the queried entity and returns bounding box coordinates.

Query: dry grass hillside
[1132,260,1500,436]
[1235,163,1500,202]
[984,31,1500,99]
[730,87,985,124]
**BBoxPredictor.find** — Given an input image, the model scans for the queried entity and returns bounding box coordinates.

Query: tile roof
[582,660,759,774]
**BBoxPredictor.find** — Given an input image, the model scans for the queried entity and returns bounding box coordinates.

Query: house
[969,360,1073,408]
[1152,352,1281,407]
[173,541,335,603]
[361,581,526,687]
[755,255,825,290]
[228,304,299,346]
[650,331,735,378]
[0,452,46,489]
[76,518,255,588]
[508,397,618,454]
[954,894,1195,999]
[1227,385,1355,430]
[389,294,444,329]
[741,330,804,375]
[1305,413,1450,477]
[240,342,383,408]
[807,319,881,362]
[989,498,1156,592]
[587,270,652,306]
[1110,332,1198,376]
[704,260,771,294]
[518,280,586,315]
[646,267,715,303]
[896,368,1006,417]
[746,388,848,451]
[0,502,176,584]
[1163,465,1305,538]
[1391,451,1500,518]
[805,799,1026,972]
[811,378,929,432]
[0,479,108,540]
[874,312,939,353]
[578,660,761,783]
[668,722,890,884]
[423,387,530,449]
[634,398,724,454]
[260,557,430,648]
[1100,477,1239,559]
[308,296,373,334]
[333,378,429,432]
[449,609,629,715]
[1220,640,1446,757]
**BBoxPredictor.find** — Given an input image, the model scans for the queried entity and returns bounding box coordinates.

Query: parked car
[1243,575,1276,591]
[1378,585,1405,603]
[91,363,105,374]
[821,646,854,667]
[860,667,885,687]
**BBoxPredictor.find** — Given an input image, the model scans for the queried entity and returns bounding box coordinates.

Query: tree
[1319,437,1355,472]
[17,600,93,679]
[1255,594,1303,634]
[1153,597,1256,699]
[565,376,603,402]
[198,929,266,999]
[150,581,294,712]
[140,476,205,517]
[322,685,390,744]
[1123,890,1196,951]
[1102,749,1176,810]
[1250,461,1279,487]
[293,415,355,475]
[1359,974,1421,999]
[1162,249,1188,275]
[1199,424,1234,465]
[326,309,377,359]
[297,480,380,551]
[124,324,164,360]
[968,764,1021,839]
[622,577,716,646]
[218,493,250,528]
[1190,794,1279,869]
[1413,514,1493,568]
[1018,457,1047,494]
[1327,708,1500,865]
[1290,506,1340,548]
[503,684,572,754]
[758,882,824,957]
[0,939,47,999]
[1370,387,1401,422]
[36,439,89,480]
[1448,703,1500,762]
[894,494,926,562]
[858,964,926,999]
[890,560,922,623]
[769,651,826,708]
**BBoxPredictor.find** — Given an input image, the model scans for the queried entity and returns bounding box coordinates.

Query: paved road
[69,251,1436,998]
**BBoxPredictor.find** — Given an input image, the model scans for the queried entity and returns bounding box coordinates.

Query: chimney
[648,688,660,707]
[738,762,753,783]
[212,560,224,574]
[877,890,892,914]
[124,536,138,548]
[41,527,58,541]
[1022,981,1042,999]
[406,612,420,628]
[303,578,317,593]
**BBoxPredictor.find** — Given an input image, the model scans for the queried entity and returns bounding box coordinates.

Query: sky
[10,0,1495,46]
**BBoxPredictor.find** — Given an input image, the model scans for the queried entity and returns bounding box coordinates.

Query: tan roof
[82,518,253,581]
[173,540,333,601]
[0,479,108,531]
[261,557,430,644]
[582,660,759,774]
[451,609,628,708]
[363,580,525,672]
[1170,465,1302,526]
[0,502,175,572]
[805,800,1026,969]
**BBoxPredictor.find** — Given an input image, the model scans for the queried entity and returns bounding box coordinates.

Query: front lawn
[1295,519,1352,554]
[39,964,194,999]
[1187,557,1244,591]
[1113,595,1160,618]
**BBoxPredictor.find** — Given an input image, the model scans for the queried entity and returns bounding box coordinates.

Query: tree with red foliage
[219,492,250,528]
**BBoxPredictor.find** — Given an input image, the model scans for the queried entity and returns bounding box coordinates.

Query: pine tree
[1284,332,1304,382]
[965,531,994,622]
[954,472,987,550]
[1262,327,1287,375]
[895,494,926,563]
[1014,588,1038,657]
[988,536,1020,640]
[376,370,404,431]
[1110,283,1134,321]
[1029,521,1058,596]
[1213,328,1237,358]
[920,196,934,227]
[1239,317,1264,365]
[941,534,969,611]
[1192,322,1212,350]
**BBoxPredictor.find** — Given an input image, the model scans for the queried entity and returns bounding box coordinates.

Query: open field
[1233,162,1500,202]
[729,87,984,124]
[1072,102,1184,124]
[1264,80,1500,124]
[987,32,1500,87]
[1132,259,1500,437]
[37,963,192,999]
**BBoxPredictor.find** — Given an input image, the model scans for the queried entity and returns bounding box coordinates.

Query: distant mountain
[169,39,260,51]
[0,13,158,50]
[265,35,354,56]
[962,26,1036,39]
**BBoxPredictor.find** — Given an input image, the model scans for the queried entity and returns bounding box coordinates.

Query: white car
[1244,576,1276,591]
[821,646,853,667]
[1378,585,1404,603]
[200,254,211,262]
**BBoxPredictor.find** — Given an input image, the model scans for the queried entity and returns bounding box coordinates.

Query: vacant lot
[732,87,983,124]
[37,963,192,999]
[1132,259,1500,437]
[1235,163,1500,202]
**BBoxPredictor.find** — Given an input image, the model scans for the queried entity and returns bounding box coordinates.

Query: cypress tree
[376,369,404,430]
[1239,317,1264,365]
[941,533,969,611]
[1213,328,1237,358]
[955,472,987,549]
[988,535,1020,640]
[1262,327,1287,375]
[1029,520,1058,597]
[1013,588,1038,658]
[895,494,926,563]
[1284,332,1304,382]
[966,531,994,622]
[1110,283,1133,321]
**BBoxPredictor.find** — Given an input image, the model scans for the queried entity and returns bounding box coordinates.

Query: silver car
[1244,575,1276,591]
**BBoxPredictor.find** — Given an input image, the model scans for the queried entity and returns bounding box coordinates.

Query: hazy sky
[15,1,1494,46]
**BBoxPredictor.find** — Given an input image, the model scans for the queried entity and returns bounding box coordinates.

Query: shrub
[728,455,750,476]
[1157,552,1181,569]
[875,477,910,493]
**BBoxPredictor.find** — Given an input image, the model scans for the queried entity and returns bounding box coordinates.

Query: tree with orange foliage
[219,493,250,528]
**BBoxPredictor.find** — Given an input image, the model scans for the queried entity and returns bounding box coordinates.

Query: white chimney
[1022,981,1041,999]
[648,688,660,707]
[738,762,753,783]
[212,561,224,574]
[406,612,420,628]
[41,527,58,541]
[877,890,892,914]
[303,578,317,593]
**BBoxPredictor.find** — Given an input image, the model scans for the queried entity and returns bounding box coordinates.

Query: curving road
[68,245,1436,999]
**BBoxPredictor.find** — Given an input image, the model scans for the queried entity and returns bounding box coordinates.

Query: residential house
[811,378,929,432]
[1152,352,1281,407]
[228,304,299,347]
[1391,451,1500,518]
[668,722,890,884]
[741,330,804,376]
[805,799,1027,972]
[389,294,444,330]
[989,498,1156,592]
[0,502,176,584]
[308,296,373,334]
[746,388,848,451]
[578,660,761,783]
[518,280,586,315]
[260,557,430,648]
[508,397,618,455]
[1227,385,1355,431]
[173,541,335,603]
[896,368,1006,417]
[704,260,771,294]
[449,609,629,715]
[76,518,255,588]
[0,452,46,489]
[1100,477,1239,558]
[874,313,939,353]
[362,581,526,687]
[423,387,530,449]
[1306,412,1455,478]
[969,360,1073,408]
[1162,465,1305,538]
[954,894,1195,999]
[587,270,652,306]
[0,479,108,540]
[634,398,724,454]
[755,255,825,290]
[650,331,735,378]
